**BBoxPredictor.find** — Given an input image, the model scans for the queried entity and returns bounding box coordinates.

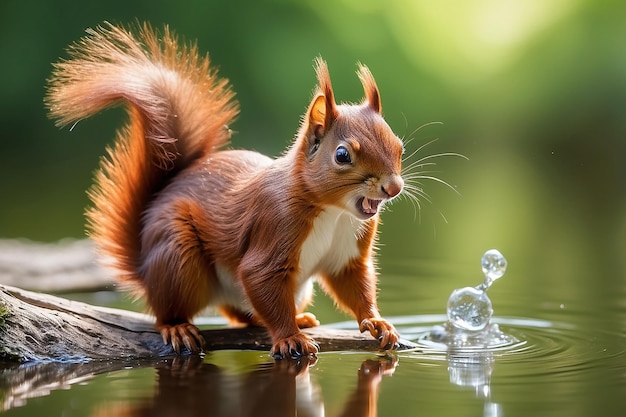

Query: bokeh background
[1,2,625,415]
[1,0,625,288]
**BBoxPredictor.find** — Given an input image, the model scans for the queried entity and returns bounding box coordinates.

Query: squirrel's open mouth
[356,197,382,219]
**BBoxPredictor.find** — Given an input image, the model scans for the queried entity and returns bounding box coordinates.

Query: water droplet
[429,249,516,347]
[447,287,493,331]
[481,249,507,286]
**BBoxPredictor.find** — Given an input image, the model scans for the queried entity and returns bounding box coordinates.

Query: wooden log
[0,239,115,292]
[0,284,417,363]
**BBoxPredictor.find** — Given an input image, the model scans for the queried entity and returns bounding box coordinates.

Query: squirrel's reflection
[93,355,397,417]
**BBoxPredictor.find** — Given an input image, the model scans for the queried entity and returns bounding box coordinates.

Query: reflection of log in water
[0,359,161,411]
[0,284,417,363]
[1,354,397,416]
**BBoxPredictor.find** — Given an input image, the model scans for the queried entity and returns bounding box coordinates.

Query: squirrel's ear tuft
[357,63,381,114]
[308,57,338,138]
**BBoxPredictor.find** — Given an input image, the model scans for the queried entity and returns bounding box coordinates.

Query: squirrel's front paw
[359,318,399,350]
[271,332,319,360]
[157,323,205,354]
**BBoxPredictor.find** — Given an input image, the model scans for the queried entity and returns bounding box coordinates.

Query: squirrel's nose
[381,175,404,198]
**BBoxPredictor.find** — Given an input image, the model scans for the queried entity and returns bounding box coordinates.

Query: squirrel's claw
[271,332,319,360]
[158,323,205,354]
[359,318,399,350]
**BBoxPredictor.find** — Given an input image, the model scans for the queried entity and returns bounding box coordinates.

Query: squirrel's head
[295,57,404,221]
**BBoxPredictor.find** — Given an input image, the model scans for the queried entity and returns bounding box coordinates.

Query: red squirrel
[46,22,404,359]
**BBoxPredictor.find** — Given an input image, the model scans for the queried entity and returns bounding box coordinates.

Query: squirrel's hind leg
[295,312,320,328]
[140,199,216,354]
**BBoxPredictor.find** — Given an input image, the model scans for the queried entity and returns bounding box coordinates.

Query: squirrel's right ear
[308,58,338,139]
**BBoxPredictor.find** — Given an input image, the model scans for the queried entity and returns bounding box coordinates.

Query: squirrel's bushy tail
[45,22,238,290]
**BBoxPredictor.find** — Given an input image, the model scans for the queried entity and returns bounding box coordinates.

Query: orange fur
[46,22,404,359]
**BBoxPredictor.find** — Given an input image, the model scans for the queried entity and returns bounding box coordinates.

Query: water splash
[426,249,518,349]
[447,249,507,331]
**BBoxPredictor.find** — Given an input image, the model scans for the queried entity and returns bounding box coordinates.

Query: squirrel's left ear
[308,57,338,138]
[357,63,381,114]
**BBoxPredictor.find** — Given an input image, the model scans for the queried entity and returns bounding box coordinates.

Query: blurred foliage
[0,0,625,284]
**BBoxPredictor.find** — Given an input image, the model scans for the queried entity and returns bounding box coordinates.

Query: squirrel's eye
[335,146,352,164]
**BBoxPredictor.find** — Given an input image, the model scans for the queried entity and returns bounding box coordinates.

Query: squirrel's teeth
[361,198,382,214]
[362,197,371,212]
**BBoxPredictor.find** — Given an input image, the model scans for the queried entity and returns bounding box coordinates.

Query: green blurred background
[1,0,625,276]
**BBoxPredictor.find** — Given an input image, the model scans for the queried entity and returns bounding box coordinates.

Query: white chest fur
[297,206,362,283]
[212,206,362,314]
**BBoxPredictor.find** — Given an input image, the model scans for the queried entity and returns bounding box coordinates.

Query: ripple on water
[391,314,626,383]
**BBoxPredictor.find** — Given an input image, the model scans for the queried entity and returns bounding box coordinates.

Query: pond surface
[1,254,624,417]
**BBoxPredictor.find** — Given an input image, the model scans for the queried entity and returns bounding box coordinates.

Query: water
[398,315,624,416]
[447,286,495,332]
[428,249,519,348]
[446,249,507,332]
[1,255,624,417]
